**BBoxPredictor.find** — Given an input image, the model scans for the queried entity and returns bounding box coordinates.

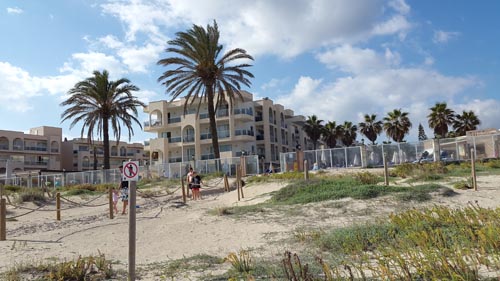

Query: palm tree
[60,70,145,169]
[303,115,324,150]
[358,114,383,145]
[383,109,412,143]
[339,121,358,146]
[157,20,254,159]
[453,110,481,136]
[322,121,341,148]
[428,102,455,139]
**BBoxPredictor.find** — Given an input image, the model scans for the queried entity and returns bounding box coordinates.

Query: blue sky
[1,0,500,144]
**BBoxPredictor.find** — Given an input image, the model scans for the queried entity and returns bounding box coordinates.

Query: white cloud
[371,15,411,39]
[276,66,481,141]
[261,78,289,91]
[433,30,460,44]
[0,62,38,112]
[60,52,126,78]
[388,0,410,15]
[117,43,164,73]
[7,7,23,14]
[100,0,413,59]
[453,99,500,130]
[317,45,400,74]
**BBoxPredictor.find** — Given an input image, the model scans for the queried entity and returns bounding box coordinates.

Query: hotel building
[143,90,311,170]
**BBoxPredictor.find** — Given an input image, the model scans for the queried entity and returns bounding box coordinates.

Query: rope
[59,193,108,207]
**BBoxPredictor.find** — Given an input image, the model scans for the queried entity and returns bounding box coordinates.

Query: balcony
[168,117,181,124]
[24,146,48,152]
[201,154,215,160]
[183,136,195,143]
[255,116,263,122]
[235,129,255,137]
[169,137,182,143]
[256,135,264,141]
[144,119,162,128]
[25,160,48,166]
[216,109,229,118]
[0,145,8,150]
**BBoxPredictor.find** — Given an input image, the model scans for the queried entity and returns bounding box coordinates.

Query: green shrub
[3,185,22,193]
[17,189,47,204]
[225,250,254,273]
[353,171,381,184]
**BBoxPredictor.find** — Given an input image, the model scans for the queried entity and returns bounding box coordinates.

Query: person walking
[190,171,203,200]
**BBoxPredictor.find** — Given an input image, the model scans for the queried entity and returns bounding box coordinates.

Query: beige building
[61,138,146,171]
[0,126,63,174]
[143,91,310,169]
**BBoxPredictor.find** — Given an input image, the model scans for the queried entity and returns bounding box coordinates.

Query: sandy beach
[1,171,499,279]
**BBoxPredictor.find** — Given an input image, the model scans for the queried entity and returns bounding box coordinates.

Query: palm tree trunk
[206,87,220,159]
[103,118,111,169]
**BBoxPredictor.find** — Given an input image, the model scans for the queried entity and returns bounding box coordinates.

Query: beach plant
[2,253,115,280]
[226,250,254,274]
[16,189,47,204]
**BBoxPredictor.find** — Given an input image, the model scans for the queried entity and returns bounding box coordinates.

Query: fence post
[56,192,61,221]
[236,165,241,201]
[224,174,229,192]
[471,148,477,191]
[0,198,6,241]
[109,188,114,219]
[239,165,244,199]
[383,153,389,186]
[304,160,309,180]
[181,176,186,203]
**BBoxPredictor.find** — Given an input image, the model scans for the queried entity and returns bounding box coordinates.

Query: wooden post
[185,176,190,199]
[304,160,309,180]
[236,165,241,201]
[471,148,477,191]
[56,192,61,221]
[383,153,389,186]
[0,198,6,241]
[181,176,186,203]
[109,187,114,219]
[129,180,137,281]
[224,174,229,192]
[239,166,244,199]
[297,150,304,172]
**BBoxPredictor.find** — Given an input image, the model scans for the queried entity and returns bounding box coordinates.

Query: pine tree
[418,123,428,141]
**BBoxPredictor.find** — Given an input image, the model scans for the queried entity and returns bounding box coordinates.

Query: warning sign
[122,161,139,181]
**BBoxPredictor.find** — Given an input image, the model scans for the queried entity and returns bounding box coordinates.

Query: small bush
[353,171,381,184]
[16,189,47,204]
[3,185,22,193]
[225,250,254,274]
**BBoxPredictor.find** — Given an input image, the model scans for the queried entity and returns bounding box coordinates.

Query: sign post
[123,161,139,281]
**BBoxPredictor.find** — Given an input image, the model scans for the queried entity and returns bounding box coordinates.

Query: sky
[1,0,500,144]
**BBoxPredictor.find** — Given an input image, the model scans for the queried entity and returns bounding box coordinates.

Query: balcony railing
[201,154,215,160]
[200,112,209,119]
[233,107,254,116]
[25,161,48,166]
[169,137,182,143]
[183,136,195,143]
[168,157,182,163]
[168,117,181,124]
[235,129,254,136]
[24,146,48,152]
[256,135,264,140]
[255,116,263,122]
[216,109,229,117]
[0,145,8,150]
[144,119,162,127]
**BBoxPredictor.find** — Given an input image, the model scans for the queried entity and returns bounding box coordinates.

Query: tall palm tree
[428,102,455,139]
[339,121,357,146]
[358,114,383,145]
[157,20,254,159]
[383,109,412,143]
[322,121,341,148]
[303,115,324,150]
[453,110,481,136]
[60,70,145,169]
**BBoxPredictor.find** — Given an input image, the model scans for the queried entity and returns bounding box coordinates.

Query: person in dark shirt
[190,171,203,200]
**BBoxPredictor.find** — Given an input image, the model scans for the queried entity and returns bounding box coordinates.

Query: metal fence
[281,134,500,171]
[0,155,260,188]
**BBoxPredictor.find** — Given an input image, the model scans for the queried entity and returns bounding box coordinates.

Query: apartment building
[0,126,63,174]
[61,138,146,171]
[143,90,310,170]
